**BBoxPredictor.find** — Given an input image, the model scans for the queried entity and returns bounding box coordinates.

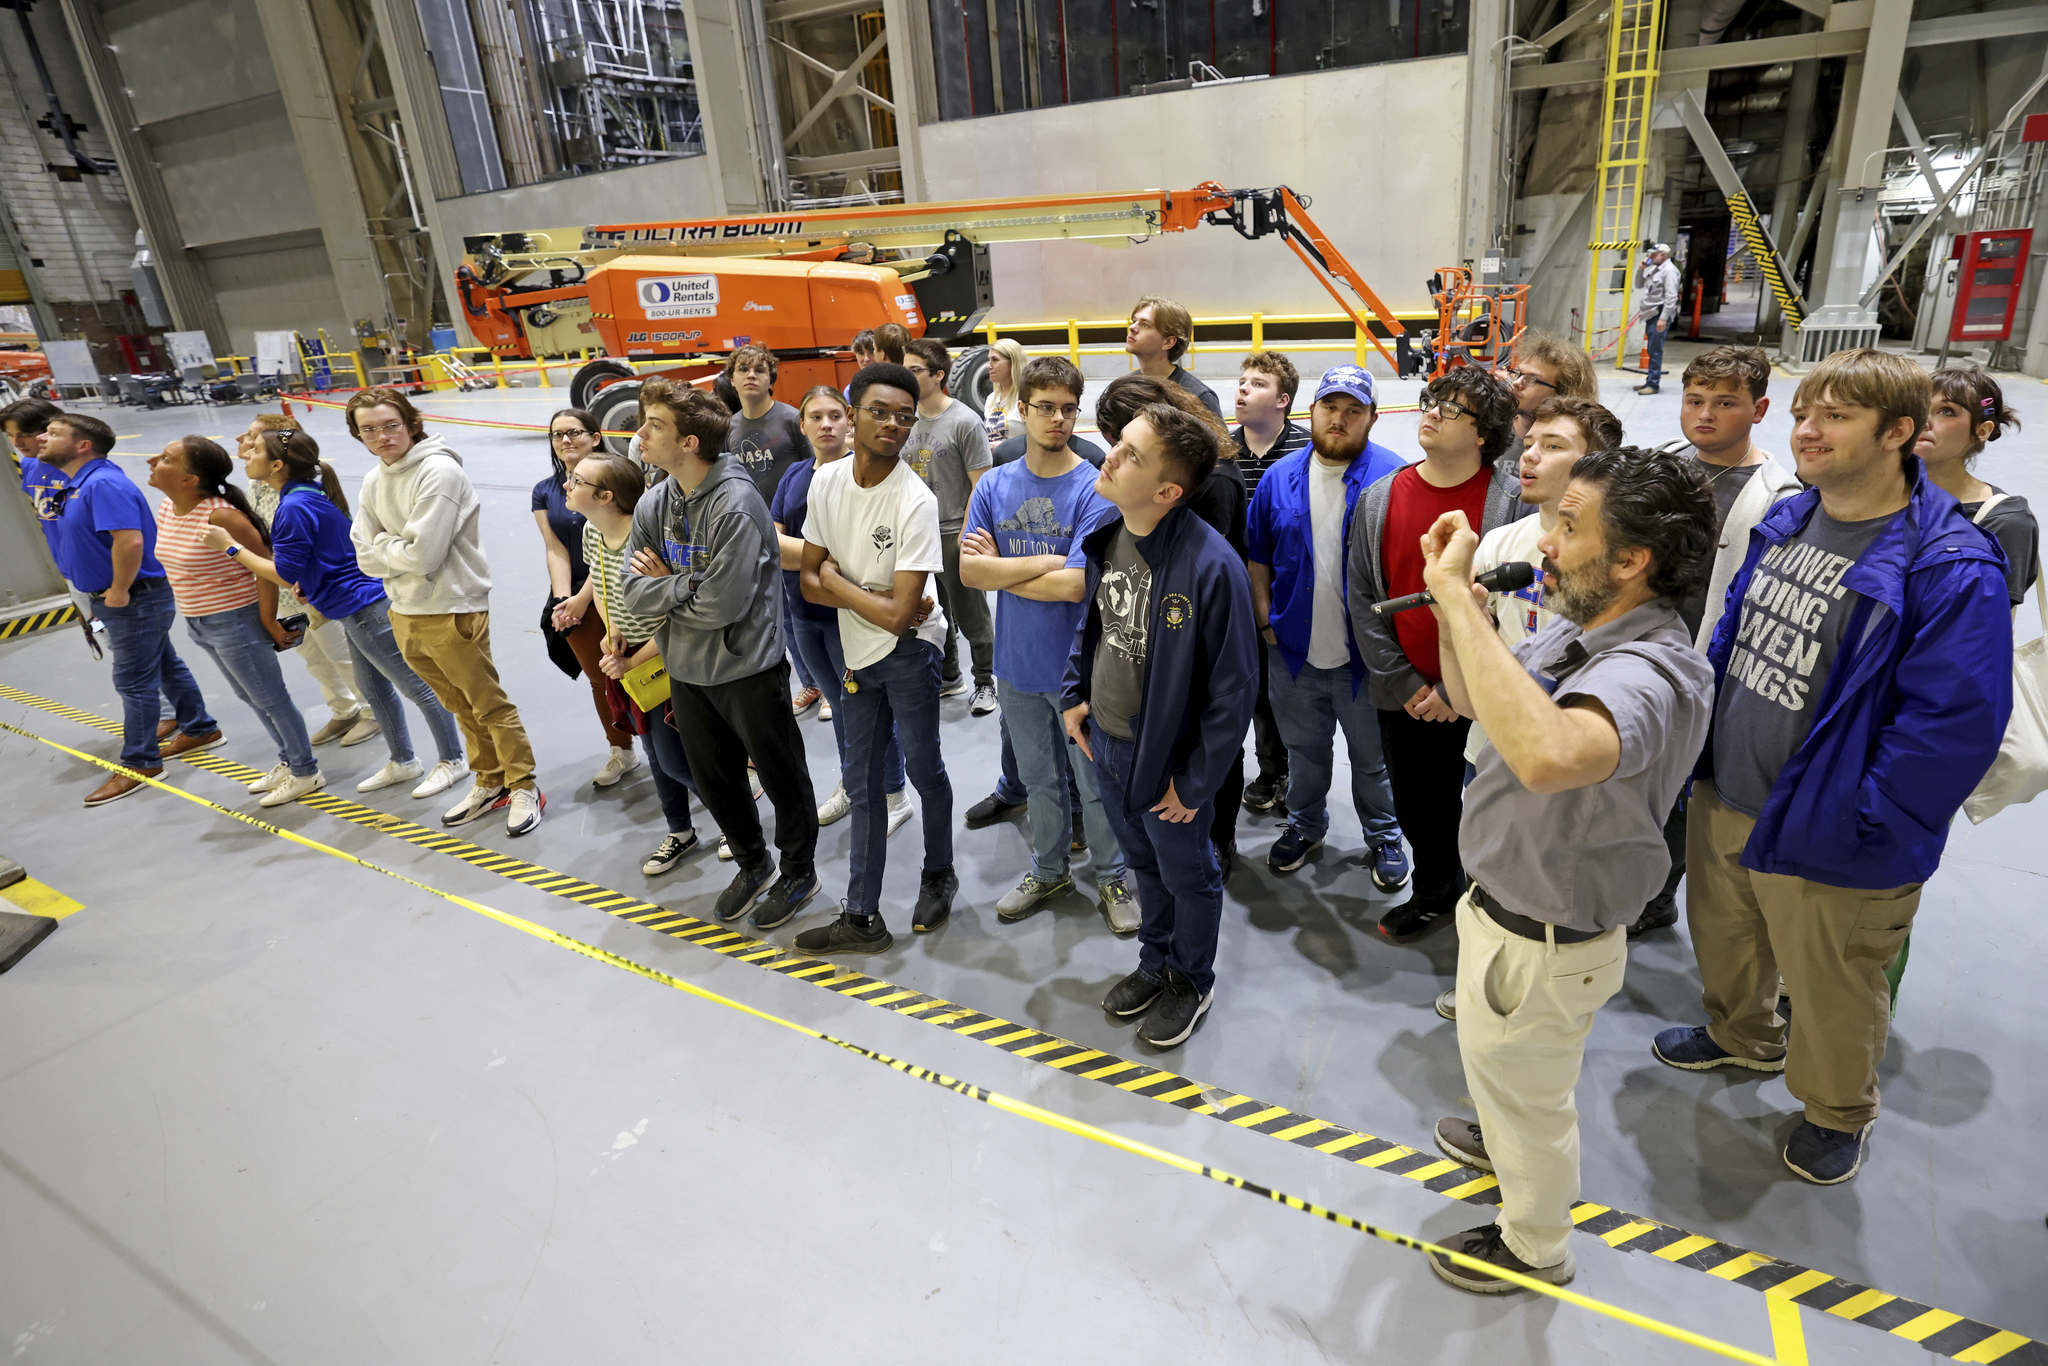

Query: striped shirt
[583,521,665,645]
[155,496,259,617]
[1233,418,1311,495]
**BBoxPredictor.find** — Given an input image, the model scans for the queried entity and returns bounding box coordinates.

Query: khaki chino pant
[1455,892,1627,1269]
[1686,781,1921,1131]
[389,610,537,792]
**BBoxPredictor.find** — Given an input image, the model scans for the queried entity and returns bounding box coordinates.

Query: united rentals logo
[636,275,719,320]
[1161,593,1192,629]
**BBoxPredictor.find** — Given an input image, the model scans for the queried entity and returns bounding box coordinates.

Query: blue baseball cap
[1314,364,1376,408]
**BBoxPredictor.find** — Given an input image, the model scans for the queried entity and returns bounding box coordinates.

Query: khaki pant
[1686,781,1921,1131]
[389,610,536,792]
[1455,891,1627,1269]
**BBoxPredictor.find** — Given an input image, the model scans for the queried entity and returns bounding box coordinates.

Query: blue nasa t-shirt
[963,457,1118,694]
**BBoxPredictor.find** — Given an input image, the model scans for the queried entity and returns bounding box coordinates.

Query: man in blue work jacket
[1063,403,1258,1050]
[1654,349,2012,1186]
[1246,365,1409,886]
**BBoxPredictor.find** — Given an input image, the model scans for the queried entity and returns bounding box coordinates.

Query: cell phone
[273,613,309,651]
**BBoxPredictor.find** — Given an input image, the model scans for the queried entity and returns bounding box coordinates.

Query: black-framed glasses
[903,363,937,378]
[551,428,592,444]
[854,403,917,429]
[1419,392,1477,422]
[1505,366,1555,393]
[1022,400,1080,420]
[564,471,596,489]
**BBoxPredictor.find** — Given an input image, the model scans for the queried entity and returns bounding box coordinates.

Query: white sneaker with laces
[339,715,383,747]
[818,699,833,722]
[717,838,734,862]
[247,761,290,794]
[886,787,914,835]
[410,760,462,799]
[969,684,998,716]
[505,787,545,836]
[260,770,327,807]
[593,745,639,788]
[818,782,851,826]
[443,781,506,826]
[357,758,423,793]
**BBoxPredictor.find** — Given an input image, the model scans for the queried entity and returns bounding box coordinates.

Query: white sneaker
[260,770,327,807]
[818,781,851,826]
[886,787,914,835]
[444,781,508,827]
[593,744,639,788]
[940,675,969,699]
[505,787,545,836]
[247,761,290,794]
[969,684,998,716]
[357,758,424,793]
[717,838,734,862]
[818,699,833,722]
[339,715,383,747]
[410,760,463,799]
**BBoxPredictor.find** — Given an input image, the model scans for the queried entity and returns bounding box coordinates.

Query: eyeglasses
[854,404,917,429]
[1022,400,1081,420]
[1419,392,1477,422]
[904,364,936,378]
[358,419,408,438]
[564,472,595,489]
[1505,367,1555,393]
[551,429,592,444]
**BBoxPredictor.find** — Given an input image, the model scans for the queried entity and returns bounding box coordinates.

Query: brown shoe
[156,718,177,740]
[160,729,224,758]
[84,768,162,807]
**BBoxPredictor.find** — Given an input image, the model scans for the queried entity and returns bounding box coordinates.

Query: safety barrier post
[1252,312,1263,352]
[983,321,997,352]
[1067,319,1079,365]
[1355,323,1367,367]
[491,352,507,389]
[536,357,551,387]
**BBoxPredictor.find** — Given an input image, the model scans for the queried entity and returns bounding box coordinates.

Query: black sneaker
[1434,1117,1494,1172]
[793,905,894,955]
[1102,968,1164,1017]
[1628,892,1680,939]
[1783,1119,1871,1185]
[1070,808,1087,852]
[749,871,820,931]
[1378,893,1457,944]
[1241,771,1287,814]
[964,791,1023,828]
[1137,968,1212,1048]
[1268,824,1321,874]
[913,866,958,932]
[1429,1223,1574,1294]
[641,832,699,875]
[1215,838,1238,881]
[714,861,774,922]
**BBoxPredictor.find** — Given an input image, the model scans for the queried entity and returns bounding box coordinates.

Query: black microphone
[1372,561,1537,616]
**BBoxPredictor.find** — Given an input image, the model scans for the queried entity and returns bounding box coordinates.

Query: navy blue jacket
[1062,504,1258,813]
[1699,466,2012,889]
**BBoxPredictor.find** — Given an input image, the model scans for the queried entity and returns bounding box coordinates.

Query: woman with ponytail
[238,412,376,746]
[1919,367,2037,607]
[148,435,326,805]
[205,427,467,803]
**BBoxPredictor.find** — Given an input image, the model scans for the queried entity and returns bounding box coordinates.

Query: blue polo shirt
[53,458,163,593]
[269,481,386,620]
[18,454,68,557]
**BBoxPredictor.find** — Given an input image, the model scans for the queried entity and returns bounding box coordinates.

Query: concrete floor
[1,356,2042,1364]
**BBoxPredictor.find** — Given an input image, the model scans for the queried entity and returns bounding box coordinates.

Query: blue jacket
[1062,505,1259,814]
[1699,467,2012,889]
[1245,438,1404,688]
[270,482,386,621]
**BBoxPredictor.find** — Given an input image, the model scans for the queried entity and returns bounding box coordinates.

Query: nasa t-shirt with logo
[725,401,813,509]
[802,454,950,670]
[963,458,1118,694]
[1091,526,1153,741]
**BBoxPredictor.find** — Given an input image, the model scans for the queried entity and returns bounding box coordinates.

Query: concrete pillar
[1815,0,1911,310]
[1758,55,1819,336]
[0,200,60,340]
[880,0,929,201]
[681,0,765,213]
[365,0,464,337]
[1461,0,1509,260]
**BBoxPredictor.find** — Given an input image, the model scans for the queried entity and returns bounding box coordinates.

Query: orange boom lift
[453,185,1414,445]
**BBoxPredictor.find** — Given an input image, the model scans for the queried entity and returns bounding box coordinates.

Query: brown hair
[1239,351,1301,408]
[251,412,297,432]
[1529,395,1623,455]
[1094,372,1232,448]
[905,337,950,384]
[873,323,910,364]
[345,387,425,441]
[1427,365,1519,463]
[726,343,778,382]
[638,377,732,454]
[1131,295,1193,362]
[1512,329,1598,402]
[1017,355,1085,407]
[1,397,62,435]
[262,428,350,516]
[849,328,879,355]
[1928,366,2022,461]
[1132,403,1219,502]
[176,436,266,542]
[797,384,849,421]
[49,412,115,457]
[1682,345,1772,403]
[1792,348,1931,471]
[578,455,645,516]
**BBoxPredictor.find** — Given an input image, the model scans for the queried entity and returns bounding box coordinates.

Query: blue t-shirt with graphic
[964,457,1117,694]
[769,457,837,624]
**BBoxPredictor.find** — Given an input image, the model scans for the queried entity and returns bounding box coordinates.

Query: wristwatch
[224,544,242,557]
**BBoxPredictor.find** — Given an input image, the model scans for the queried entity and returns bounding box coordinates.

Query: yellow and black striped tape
[0,680,2037,1365]
[1728,191,1806,329]
[0,604,80,641]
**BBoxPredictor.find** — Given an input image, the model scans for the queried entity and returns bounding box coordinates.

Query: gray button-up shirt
[1459,601,1715,933]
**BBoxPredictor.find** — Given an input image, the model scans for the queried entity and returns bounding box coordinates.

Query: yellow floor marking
[1314,1133,1373,1155]
[1572,1203,1613,1224]
[1442,1175,1500,1200]
[1152,1083,1206,1104]
[1770,1269,1836,1300]
[1230,1106,1291,1128]
[1601,1221,1661,1247]
[1359,1146,1416,1168]
[1401,1159,1463,1183]
[1767,1295,1810,1366]
[1652,1235,1719,1263]
[1269,1120,1328,1143]
[1954,1330,2031,1362]
[1893,1309,1965,1342]
[1826,1288,1896,1320]
[1,877,83,920]
[1707,1251,1776,1281]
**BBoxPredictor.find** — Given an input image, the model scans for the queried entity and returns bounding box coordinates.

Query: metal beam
[787,146,904,174]
[1673,89,1806,323]
[775,27,892,150]
[1906,4,2048,47]
[1531,0,1607,49]
[763,0,872,22]
[1510,27,1865,89]
[1890,93,1946,202]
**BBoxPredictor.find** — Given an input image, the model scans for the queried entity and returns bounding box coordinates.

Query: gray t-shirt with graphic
[1711,508,1899,817]
[1091,526,1151,741]
[904,398,992,534]
[1678,459,1763,640]
[725,401,812,509]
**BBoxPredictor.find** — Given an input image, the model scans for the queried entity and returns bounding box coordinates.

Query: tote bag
[594,535,672,713]
[1964,494,2048,823]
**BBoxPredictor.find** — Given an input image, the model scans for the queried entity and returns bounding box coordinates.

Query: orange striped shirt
[155,496,259,617]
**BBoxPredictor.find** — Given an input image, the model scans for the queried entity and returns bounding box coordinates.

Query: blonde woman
[981,338,1029,444]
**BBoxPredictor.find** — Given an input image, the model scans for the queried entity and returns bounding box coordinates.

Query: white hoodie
[351,433,493,615]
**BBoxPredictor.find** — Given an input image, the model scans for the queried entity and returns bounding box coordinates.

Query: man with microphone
[1411,447,1716,1294]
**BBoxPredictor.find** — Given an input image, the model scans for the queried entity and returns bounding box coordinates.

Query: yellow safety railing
[978,310,1433,369]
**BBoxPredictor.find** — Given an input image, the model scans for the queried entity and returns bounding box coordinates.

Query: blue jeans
[97,578,214,768]
[1090,728,1223,995]
[784,598,817,690]
[841,636,953,917]
[643,706,699,834]
[1645,316,1669,388]
[999,678,1123,885]
[338,599,462,767]
[995,708,1080,811]
[185,604,316,777]
[1265,646,1402,846]
[789,612,904,793]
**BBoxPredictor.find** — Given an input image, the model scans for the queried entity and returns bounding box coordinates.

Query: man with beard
[1412,447,1716,1294]
[1245,366,1407,886]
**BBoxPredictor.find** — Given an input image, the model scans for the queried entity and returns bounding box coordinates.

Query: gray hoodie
[621,455,784,687]
[351,434,492,615]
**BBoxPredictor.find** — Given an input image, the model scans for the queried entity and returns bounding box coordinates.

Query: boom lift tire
[571,357,638,411]
[947,344,991,418]
[588,380,645,458]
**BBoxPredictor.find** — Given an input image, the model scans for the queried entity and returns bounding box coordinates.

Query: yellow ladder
[1583,0,1666,367]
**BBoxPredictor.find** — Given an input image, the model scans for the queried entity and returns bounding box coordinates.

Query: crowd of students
[5,303,2036,1293]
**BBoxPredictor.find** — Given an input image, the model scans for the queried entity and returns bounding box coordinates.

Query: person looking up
[981,338,1029,445]
[1231,350,1308,495]
[1505,330,1598,442]
[1125,295,1221,416]
[902,336,997,713]
[873,323,910,365]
